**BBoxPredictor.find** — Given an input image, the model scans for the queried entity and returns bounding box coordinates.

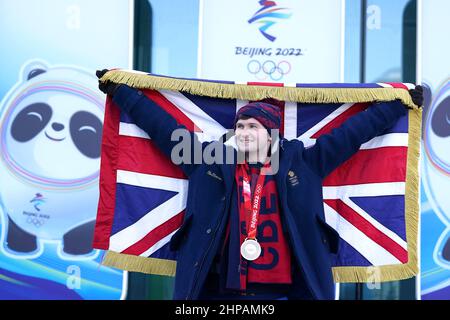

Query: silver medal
[240,239,261,261]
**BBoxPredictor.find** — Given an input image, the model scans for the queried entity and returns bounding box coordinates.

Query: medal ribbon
[232,162,272,290]
[240,163,268,241]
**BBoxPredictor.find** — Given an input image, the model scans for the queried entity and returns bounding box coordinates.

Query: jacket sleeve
[112,85,208,176]
[302,100,408,179]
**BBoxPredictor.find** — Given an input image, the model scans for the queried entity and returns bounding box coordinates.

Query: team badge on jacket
[288,170,299,186]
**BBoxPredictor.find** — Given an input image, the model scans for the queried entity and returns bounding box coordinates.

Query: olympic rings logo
[27,216,45,228]
[247,60,292,81]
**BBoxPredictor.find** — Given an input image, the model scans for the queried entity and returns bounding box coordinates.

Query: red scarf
[233,162,292,289]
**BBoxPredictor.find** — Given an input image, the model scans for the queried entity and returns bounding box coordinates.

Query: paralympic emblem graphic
[248,1,293,42]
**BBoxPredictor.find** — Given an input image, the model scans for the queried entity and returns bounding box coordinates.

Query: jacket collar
[274,138,294,192]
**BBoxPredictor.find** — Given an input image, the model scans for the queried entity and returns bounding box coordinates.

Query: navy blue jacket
[113,85,407,300]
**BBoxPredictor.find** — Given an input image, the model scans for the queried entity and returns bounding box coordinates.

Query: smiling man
[234,102,279,165]
[96,69,423,300]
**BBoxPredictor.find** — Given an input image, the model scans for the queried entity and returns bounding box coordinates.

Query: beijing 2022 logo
[248,1,292,42]
[244,1,295,82]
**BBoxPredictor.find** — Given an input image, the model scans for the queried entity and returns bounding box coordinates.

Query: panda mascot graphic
[422,80,450,267]
[0,61,104,259]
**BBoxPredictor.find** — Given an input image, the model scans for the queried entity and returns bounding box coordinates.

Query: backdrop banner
[419,0,450,300]
[198,0,345,83]
[0,0,133,300]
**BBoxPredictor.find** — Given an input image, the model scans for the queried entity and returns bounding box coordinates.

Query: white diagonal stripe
[140,230,178,257]
[324,203,403,266]
[297,103,354,148]
[323,182,405,199]
[360,133,408,149]
[110,171,188,252]
[323,182,408,253]
[119,122,150,139]
[377,82,413,90]
[109,193,185,252]
[116,170,188,191]
[342,196,407,250]
[377,83,394,88]
[159,90,228,141]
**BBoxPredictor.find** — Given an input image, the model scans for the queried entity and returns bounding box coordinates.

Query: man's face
[235,117,271,154]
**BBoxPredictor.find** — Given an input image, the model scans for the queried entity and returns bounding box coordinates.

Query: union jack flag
[93,73,419,282]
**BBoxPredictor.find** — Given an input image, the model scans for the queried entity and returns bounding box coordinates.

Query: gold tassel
[101,70,419,109]
[102,251,177,277]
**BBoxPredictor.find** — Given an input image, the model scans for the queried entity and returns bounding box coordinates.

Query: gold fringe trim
[102,251,176,277]
[332,108,422,283]
[101,70,419,109]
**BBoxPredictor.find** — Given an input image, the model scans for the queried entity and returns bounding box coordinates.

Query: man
[97,70,423,300]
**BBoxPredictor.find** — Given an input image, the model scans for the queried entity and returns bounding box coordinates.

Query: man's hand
[409,85,424,107]
[96,69,121,96]
[96,69,109,79]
